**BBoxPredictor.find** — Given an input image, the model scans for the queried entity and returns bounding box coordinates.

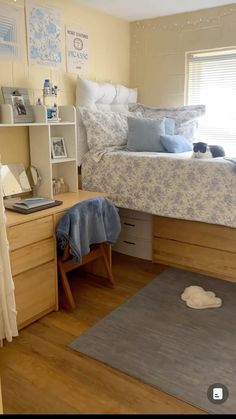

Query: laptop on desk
[4,199,63,214]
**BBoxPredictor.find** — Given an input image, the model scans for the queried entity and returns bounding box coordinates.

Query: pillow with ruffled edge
[129,103,205,141]
[79,107,142,161]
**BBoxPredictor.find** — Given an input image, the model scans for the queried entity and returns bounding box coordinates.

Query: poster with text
[66,27,89,74]
[26,1,62,67]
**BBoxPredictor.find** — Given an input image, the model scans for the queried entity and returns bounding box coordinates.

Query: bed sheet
[82,150,236,228]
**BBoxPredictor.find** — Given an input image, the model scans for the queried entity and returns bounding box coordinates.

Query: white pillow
[76,77,137,108]
[76,77,138,165]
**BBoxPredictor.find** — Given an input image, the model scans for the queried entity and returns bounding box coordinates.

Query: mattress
[82,150,236,228]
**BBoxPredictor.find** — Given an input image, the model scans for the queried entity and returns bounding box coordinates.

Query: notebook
[5,199,63,214]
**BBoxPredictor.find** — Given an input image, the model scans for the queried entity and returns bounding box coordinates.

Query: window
[186,48,236,156]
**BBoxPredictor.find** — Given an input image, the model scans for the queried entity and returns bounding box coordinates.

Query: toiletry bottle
[59,178,65,193]
[43,79,51,96]
[53,86,59,119]
[55,178,61,194]
[51,103,58,120]
[43,79,53,119]
[59,178,68,193]
[52,179,56,195]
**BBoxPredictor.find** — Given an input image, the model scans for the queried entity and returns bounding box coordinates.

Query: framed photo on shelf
[1,87,34,123]
[51,137,67,159]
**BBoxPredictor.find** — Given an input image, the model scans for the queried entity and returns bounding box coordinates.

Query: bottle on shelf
[51,103,58,120]
[52,179,56,195]
[36,98,42,105]
[56,178,61,194]
[59,177,68,193]
[54,85,58,97]
[43,79,59,121]
[43,79,51,96]
[52,177,68,195]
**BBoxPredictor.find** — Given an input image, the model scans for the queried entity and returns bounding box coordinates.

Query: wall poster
[66,27,89,74]
[26,1,62,67]
[0,3,22,60]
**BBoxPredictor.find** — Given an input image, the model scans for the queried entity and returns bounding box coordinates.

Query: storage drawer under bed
[114,208,152,260]
[113,234,152,260]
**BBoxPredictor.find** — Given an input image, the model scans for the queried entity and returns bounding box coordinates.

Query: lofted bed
[76,77,236,282]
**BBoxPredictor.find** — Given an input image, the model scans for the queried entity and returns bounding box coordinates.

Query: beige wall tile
[0,127,29,167]
[180,26,222,51]
[12,63,29,88]
[131,4,236,107]
[166,75,185,95]
[0,62,14,87]
[0,0,130,166]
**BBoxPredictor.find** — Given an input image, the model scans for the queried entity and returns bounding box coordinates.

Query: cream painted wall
[2,1,235,167]
[0,0,130,166]
[130,3,236,107]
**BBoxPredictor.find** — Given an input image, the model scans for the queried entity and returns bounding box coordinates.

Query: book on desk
[4,197,63,214]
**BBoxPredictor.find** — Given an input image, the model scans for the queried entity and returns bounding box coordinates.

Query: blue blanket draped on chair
[56,197,121,263]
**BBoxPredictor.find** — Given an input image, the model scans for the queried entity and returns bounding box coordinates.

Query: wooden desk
[6,191,107,330]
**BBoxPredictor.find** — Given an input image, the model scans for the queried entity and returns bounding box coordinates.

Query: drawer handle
[124,222,135,227]
[124,240,136,245]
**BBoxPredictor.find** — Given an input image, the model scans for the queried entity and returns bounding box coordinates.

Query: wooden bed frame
[152,215,236,282]
[76,78,236,283]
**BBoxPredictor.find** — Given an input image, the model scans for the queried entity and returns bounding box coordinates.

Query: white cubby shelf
[0,104,76,125]
[51,158,76,164]
[0,105,78,199]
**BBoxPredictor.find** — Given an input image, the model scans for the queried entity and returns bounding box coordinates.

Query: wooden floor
[0,253,205,414]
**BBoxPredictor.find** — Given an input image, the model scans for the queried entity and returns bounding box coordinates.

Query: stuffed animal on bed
[192,142,225,159]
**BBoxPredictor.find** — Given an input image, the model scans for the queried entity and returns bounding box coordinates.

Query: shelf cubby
[0,105,78,199]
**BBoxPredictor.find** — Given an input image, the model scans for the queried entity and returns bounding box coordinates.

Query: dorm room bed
[76,77,236,282]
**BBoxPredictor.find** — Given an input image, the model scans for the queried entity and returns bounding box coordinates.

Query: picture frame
[51,137,67,159]
[1,87,34,123]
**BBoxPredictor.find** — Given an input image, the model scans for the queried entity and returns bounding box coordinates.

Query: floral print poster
[26,1,62,67]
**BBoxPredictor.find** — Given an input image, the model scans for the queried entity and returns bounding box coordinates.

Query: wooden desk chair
[56,197,120,310]
[58,242,114,309]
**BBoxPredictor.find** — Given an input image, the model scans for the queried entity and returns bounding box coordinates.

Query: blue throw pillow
[165,118,175,135]
[127,116,166,152]
[160,134,193,153]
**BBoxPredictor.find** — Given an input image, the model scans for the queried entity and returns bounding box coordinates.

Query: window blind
[187,49,236,156]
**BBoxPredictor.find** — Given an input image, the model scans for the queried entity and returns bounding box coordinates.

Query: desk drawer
[10,238,55,276]
[8,216,53,251]
[153,216,236,253]
[14,261,56,328]
[153,237,236,280]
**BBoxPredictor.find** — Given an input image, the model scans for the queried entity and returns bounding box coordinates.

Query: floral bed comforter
[82,150,236,228]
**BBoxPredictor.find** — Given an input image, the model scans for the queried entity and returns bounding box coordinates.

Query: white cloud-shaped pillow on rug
[181,285,222,309]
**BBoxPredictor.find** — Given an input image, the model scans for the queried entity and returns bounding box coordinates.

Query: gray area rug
[69,268,236,414]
